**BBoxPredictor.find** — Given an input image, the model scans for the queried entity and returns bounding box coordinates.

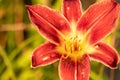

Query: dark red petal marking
[63,0,82,22]
[32,42,61,67]
[26,5,71,44]
[77,1,120,34]
[59,55,90,80]
[89,42,119,69]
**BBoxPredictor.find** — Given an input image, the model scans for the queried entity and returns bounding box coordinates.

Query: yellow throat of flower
[57,21,96,61]
[57,32,93,61]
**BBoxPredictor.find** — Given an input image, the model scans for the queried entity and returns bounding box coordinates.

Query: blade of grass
[0,45,16,80]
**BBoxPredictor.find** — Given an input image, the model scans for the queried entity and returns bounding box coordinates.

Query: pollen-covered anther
[64,35,82,55]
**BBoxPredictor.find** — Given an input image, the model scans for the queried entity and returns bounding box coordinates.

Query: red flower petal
[26,5,71,45]
[32,42,61,67]
[77,0,118,31]
[77,1,120,44]
[59,55,90,80]
[62,0,82,22]
[88,4,120,44]
[89,42,119,69]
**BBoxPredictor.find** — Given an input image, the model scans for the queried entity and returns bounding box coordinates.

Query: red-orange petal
[59,55,90,80]
[62,0,82,22]
[26,5,71,45]
[32,42,61,68]
[77,1,120,44]
[88,4,120,44]
[89,42,119,69]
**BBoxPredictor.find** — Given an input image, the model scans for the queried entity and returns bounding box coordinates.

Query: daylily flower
[26,0,120,80]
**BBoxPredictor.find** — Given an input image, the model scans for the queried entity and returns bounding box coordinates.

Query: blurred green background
[0,0,120,80]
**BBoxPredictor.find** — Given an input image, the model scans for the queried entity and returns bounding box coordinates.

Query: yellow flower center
[57,33,90,61]
[64,35,82,54]
[57,22,95,61]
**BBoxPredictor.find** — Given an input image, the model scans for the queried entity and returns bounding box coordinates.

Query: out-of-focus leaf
[90,71,108,80]
[18,69,40,80]
[9,33,44,61]
[32,0,49,5]
[52,0,62,10]
[0,45,16,80]
[6,32,16,53]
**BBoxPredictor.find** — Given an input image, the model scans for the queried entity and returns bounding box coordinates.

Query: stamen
[64,44,67,51]
[61,34,85,59]
[64,35,82,53]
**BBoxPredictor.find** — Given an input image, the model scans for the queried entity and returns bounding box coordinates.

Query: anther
[64,44,67,51]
